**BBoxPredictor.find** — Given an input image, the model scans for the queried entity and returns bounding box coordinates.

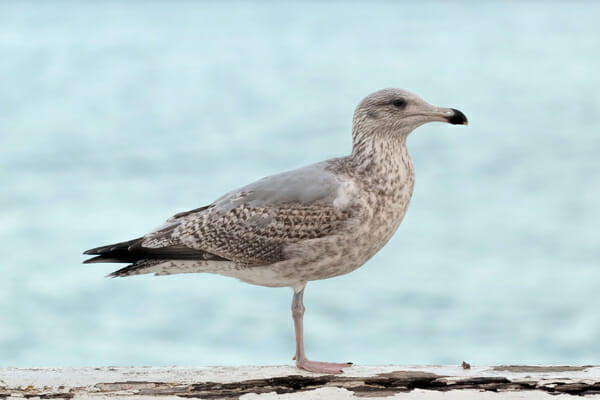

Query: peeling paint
[492,365,592,373]
[1,366,599,399]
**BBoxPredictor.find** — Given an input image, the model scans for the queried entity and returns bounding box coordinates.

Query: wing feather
[84,160,358,271]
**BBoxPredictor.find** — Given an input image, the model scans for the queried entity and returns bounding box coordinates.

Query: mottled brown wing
[139,160,359,267]
[146,203,353,267]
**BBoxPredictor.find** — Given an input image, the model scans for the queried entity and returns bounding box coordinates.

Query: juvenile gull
[84,88,468,374]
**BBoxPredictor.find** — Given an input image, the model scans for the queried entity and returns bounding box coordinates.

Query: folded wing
[84,160,357,275]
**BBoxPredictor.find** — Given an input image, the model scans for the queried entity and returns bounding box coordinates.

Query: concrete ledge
[1,365,600,399]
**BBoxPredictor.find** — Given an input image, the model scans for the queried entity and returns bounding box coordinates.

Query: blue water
[1,2,600,368]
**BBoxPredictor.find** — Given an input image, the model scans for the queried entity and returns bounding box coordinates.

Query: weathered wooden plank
[1,365,599,399]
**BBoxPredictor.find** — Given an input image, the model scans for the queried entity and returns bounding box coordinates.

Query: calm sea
[1,2,599,367]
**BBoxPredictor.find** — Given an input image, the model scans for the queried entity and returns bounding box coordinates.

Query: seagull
[84,88,468,374]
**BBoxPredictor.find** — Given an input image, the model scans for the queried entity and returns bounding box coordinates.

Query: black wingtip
[84,238,144,255]
[83,245,111,256]
[83,256,125,264]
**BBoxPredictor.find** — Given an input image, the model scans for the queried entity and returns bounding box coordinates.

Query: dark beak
[447,108,468,125]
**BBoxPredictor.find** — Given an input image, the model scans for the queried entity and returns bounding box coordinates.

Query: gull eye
[391,98,407,109]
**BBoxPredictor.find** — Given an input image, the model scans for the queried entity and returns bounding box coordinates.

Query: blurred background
[1,1,599,368]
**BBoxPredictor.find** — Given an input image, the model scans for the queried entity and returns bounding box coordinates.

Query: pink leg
[291,285,352,374]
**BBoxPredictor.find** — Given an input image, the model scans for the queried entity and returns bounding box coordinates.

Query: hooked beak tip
[447,108,468,125]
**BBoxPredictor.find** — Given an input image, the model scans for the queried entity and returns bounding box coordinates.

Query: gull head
[353,88,468,137]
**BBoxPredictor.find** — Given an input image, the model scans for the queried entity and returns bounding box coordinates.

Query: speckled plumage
[84,88,467,373]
